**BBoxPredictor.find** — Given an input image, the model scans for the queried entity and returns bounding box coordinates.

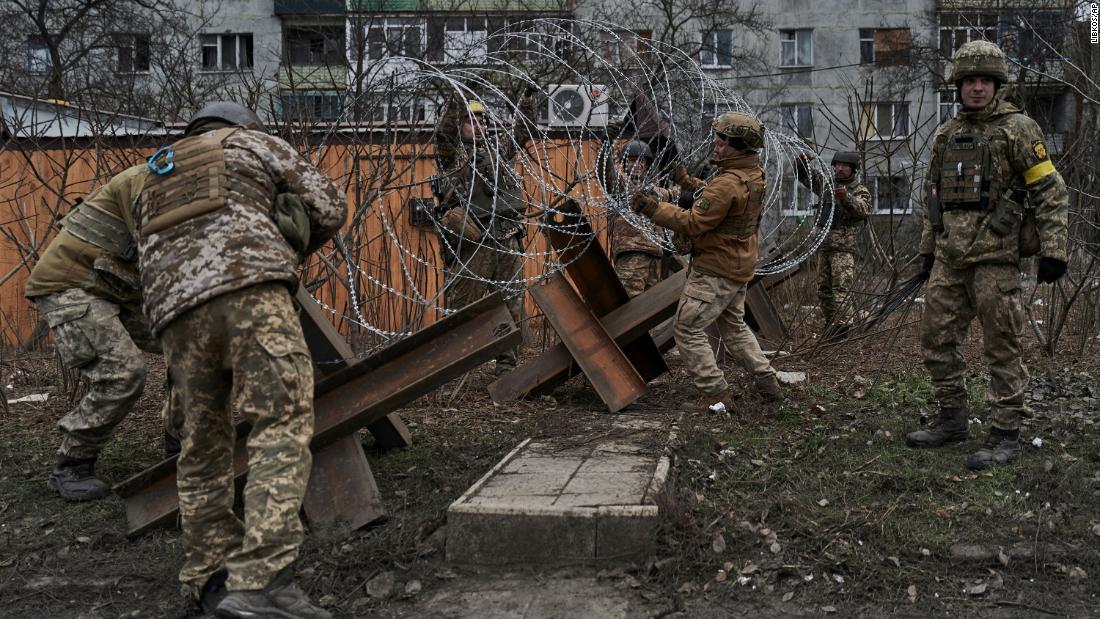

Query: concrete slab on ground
[446,417,672,566]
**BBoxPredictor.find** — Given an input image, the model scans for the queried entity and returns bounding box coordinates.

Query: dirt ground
[1,317,1098,617]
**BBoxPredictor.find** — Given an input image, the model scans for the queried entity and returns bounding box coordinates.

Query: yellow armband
[1023,160,1056,185]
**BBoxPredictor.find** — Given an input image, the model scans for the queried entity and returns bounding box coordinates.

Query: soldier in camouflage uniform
[631,113,782,411]
[434,96,534,374]
[136,102,346,618]
[609,140,677,297]
[795,151,872,330]
[905,41,1068,470]
[24,164,182,501]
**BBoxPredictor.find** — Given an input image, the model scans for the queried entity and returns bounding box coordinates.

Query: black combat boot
[163,432,182,460]
[48,455,110,501]
[966,427,1020,470]
[905,407,970,448]
[199,570,229,616]
[216,565,331,619]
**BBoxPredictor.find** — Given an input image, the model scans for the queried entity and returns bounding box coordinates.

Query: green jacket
[920,100,1068,268]
[25,164,147,304]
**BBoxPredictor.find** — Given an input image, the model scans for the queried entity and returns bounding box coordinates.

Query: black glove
[920,253,935,275]
[1036,257,1067,284]
[630,191,659,217]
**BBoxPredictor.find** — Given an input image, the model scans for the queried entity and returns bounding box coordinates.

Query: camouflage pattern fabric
[34,288,148,459]
[817,251,855,324]
[921,262,1027,430]
[25,164,147,302]
[136,129,346,335]
[161,283,313,596]
[614,251,661,298]
[919,100,1069,267]
[444,233,525,369]
[674,269,776,395]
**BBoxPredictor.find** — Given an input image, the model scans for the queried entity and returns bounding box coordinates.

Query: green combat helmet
[948,40,1008,85]
[713,112,765,151]
[185,101,265,136]
[621,140,654,161]
[830,151,860,171]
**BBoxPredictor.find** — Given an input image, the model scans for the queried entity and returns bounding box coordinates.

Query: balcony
[274,0,344,15]
[278,64,347,91]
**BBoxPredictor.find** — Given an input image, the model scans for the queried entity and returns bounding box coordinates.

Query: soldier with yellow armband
[905,41,1069,470]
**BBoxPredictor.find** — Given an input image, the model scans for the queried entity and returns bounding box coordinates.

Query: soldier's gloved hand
[834,186,848,204]
[920,253,935,275]
[1036,257,1067,284]
[630,191,659,217]
[671,164,696,192]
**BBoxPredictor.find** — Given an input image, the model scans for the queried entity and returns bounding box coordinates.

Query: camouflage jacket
[136,129,346,334]
[26,164,147,305]
[435,97,534,238]
[795,163,871,255]
[611,185,675,258]
[649,153,765,283]
[920,99,1068,268]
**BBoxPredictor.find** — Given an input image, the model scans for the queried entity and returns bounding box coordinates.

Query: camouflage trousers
[818,250,855,323]
[35,288,152,459]
[444,233,525,369]
[920,262,1028,430]
[614,251,662,298]
[674,269,776,395]
[160,282,314,595]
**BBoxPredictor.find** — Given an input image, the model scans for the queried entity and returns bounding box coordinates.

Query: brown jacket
[650,153,765,283]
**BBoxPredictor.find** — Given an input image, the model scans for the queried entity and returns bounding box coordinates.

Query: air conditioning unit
[546,84,609,128]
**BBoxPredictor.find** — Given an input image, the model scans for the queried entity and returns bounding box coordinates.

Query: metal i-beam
[541,199,668,381]
[489,270,686,403]
[116,293,520,536]
[529,274,647,412]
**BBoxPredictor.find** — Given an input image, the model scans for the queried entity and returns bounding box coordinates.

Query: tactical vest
[715,168,765,238]
[939,132,997,211]
[139,127,272,236]
[61,200,135,260]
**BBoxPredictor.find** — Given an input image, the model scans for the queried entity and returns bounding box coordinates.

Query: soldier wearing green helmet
[630,112,782,411]
[905,40,1069,470]
[795,149,872,333]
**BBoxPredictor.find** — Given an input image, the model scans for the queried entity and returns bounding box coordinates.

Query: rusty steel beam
[744,284,788,346]
[541,198,668,381]
[116,293,520,536]
[295,287,388,530]
[490,270,686,402]
[530,274,647,412]
[296,287,411,449]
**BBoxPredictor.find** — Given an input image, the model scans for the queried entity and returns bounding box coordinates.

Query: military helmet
[185,101,265,135]
[948,40,1008,84]
[830,151,860,171]
[712,112,765,151]
[621,140,654,161]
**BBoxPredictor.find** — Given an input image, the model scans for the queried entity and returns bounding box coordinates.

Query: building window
[780,29,812,67]
[280,91,345,122]
[938,13,997,61]
[860,28,911,65]
[201,33,254,71]
[859,29,874,64]
[600,29,651,66]
[780,174,814,217]
[285,27,345,66]
[700,30,733,68]
[938,89,960,122]
[26,35,52,75]
[781,103,813,136]
[115,33,151,73]
[367,19,423,61]
[870,174,911,214]
[368,93,436,124]
[860,102,910,139]
[444,17,488,64]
